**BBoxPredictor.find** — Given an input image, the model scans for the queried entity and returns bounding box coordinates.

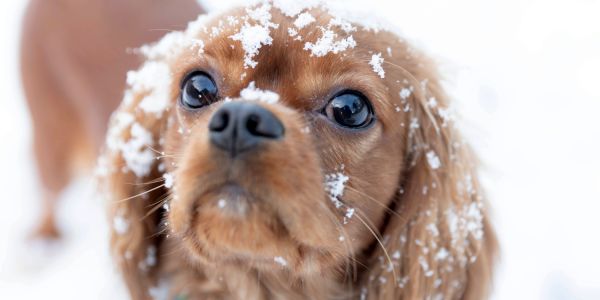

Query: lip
[185,184,295,264]
[180,181,344,270]
[217,182,248,197]
[198,182,254,215]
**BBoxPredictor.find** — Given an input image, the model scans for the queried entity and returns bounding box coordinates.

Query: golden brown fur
[100,3,498,299]
[20,0,203,239]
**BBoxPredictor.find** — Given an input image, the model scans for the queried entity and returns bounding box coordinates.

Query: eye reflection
[324,91,374,128]
[180,72,218,110]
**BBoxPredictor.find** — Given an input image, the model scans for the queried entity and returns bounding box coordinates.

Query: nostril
[209,110,229,132]
[246,114,261,136]
[245,112,284,139]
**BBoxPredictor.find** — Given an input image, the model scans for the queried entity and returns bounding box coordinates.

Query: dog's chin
[171,183,292,262]
[170,183,345,273]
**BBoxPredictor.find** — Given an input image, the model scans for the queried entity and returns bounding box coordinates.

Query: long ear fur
[98,59,174,299]
[361,61,498,299]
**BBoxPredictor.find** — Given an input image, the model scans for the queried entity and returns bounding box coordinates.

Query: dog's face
[159,5,407,274]
[104,2,496,298]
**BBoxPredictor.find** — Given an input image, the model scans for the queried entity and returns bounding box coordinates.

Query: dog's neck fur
[158,237,351,300]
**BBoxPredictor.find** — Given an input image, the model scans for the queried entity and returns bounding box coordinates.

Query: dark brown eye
[324,91,374,128]
[180,72,218,110]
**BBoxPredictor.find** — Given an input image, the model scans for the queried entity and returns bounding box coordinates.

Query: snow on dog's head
[100,1,497,299]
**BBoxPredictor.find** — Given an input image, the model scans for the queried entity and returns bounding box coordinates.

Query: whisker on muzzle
[124,176,166,187]
[317,201,362,286]
[352,209,398,283]
[147,144,183,160]
[344,185,405,221]
[144,192,171,220]
[115,183,165,203]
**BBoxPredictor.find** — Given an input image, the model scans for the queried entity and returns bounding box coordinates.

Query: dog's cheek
[264,121,346,251]
[329,127,404,251]
[167,135,213,235]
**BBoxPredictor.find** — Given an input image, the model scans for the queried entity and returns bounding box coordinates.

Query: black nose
[209,102,285,156]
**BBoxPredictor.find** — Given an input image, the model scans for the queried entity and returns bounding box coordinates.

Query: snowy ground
[1,0,599,299]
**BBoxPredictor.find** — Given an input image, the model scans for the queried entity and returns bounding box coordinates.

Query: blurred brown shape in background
[20,0,204,239]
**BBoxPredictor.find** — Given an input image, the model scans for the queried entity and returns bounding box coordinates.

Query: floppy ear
[97,60,175,299]
[361,62,498,299]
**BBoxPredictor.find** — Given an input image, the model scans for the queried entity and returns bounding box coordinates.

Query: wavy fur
[99,3,498,299]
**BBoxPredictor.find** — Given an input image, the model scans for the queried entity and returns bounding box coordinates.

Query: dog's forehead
[184,4,390,106]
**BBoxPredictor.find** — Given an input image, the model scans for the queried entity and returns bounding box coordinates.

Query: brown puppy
[100,1,498,299]
[20,0,203,238]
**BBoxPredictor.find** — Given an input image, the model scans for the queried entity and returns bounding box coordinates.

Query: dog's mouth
[175,180,313,269]
[200,182,256,215]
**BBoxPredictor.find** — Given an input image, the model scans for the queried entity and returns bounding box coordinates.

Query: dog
[20,0,204,239]
[98,1,497,299]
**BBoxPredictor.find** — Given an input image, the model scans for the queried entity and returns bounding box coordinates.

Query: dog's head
[100,1,497,299]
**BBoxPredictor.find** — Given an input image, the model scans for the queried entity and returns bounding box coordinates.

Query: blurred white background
[1,0,599,299]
